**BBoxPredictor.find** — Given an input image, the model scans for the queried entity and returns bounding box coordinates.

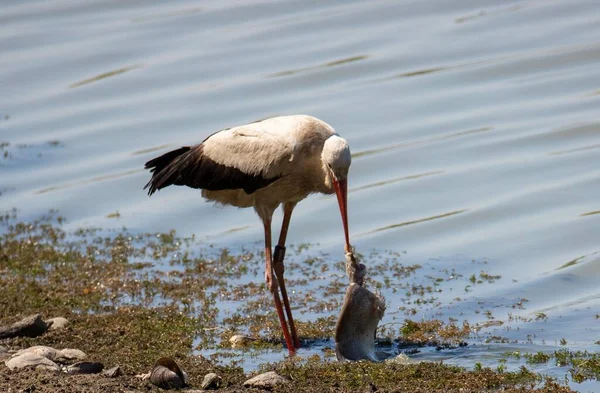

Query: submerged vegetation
[0,210,592,391]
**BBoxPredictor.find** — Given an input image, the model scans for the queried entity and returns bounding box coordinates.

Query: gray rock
[0,314,48,339]
[201,372,221,390]
[243,371,288,389]
[66,361,104,374]
[12,346,87,364]
[57,348,88,363]
[103,365,123,377]
[13,346,59,361]
[46,317,70,330]
[5,352,60,372]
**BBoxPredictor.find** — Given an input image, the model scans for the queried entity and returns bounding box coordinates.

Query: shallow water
[2,0,600,389]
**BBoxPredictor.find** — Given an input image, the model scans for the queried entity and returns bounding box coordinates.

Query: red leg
[263,216,296,354]
[273,202,300,348]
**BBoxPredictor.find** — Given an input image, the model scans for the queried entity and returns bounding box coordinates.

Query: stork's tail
[144,146,192,195]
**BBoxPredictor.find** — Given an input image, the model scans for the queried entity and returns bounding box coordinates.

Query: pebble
[0,314,48,339]
[243,371,288,389]
[0,345,9,361]
[385,353,413,365]
[57,348,88,363]
[201,372,221,390]
[103,365,123,377]
[229,334,255,348]
[66,361,104,374]
[5,352,60,372]
[46,317,70,330]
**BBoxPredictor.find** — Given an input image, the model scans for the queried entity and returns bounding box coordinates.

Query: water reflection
[580,210,600,217]
[69,65,142,89]
[36,169,143,194]
[130,7,203,24]
[359,209,468,237]
[549,143,600,156]
[132,144,173,156]
[350,171,443,193]
[455,4,524,24]
[352,127,492,159]
[268,55,367,78]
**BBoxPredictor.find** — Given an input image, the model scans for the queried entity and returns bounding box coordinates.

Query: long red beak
[333,178,351,253]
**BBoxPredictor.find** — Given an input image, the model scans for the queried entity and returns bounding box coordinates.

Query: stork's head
[322,135,352,252]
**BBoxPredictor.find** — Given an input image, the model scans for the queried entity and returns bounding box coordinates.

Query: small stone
[243,371,288,389]
[57,348,88,363]
[385,353,413,365]
[5,352,60,372]
[0,314,48,339]
[103,365,123,377]
[46,317,70,330]
[229,334,255,348]
[0,345,9,361]
[66,361,104,374]
[201,372,221,390]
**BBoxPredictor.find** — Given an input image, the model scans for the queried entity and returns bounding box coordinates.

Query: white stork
[144,114,352,354]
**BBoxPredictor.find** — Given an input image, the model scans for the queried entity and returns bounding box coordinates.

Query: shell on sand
[149,357,187,390]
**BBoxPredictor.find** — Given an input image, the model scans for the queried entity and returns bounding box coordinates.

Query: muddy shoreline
[0,212,579,391]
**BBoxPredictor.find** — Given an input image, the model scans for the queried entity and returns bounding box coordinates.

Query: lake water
[2,0,600,389]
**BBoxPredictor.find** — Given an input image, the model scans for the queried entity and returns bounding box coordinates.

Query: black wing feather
[144,144,279,195]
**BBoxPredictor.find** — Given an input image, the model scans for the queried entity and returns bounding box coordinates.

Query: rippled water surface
[2,0,600,389]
